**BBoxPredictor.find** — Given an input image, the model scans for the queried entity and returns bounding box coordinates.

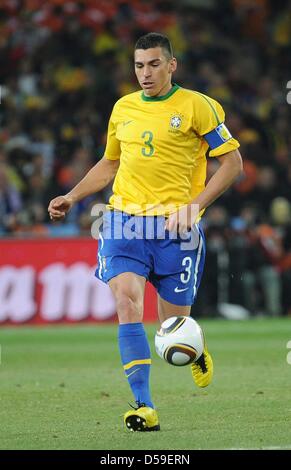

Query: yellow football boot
[124,403,160,432]
[191,346,213,387]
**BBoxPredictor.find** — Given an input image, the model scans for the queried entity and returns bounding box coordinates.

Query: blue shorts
[95,211,206,306]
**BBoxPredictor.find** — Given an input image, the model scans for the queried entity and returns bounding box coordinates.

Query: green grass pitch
[0,319,290,450]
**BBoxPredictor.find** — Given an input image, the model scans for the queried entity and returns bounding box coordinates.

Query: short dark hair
[135,33,173,59]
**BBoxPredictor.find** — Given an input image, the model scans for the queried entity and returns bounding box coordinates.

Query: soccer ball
[155,316,204,366]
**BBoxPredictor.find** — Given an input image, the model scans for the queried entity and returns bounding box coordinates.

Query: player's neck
[142,84,179,102]
[155,82,173,97]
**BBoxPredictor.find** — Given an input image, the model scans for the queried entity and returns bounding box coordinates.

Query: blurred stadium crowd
[0,0,290,315]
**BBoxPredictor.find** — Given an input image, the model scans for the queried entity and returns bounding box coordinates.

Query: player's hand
[48,195,74,221]
[165,204,199,234]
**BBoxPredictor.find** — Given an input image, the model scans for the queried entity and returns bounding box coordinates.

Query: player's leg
[109,272,146,323]
[157,295,191,323]
[153,224,213,388]
[95,210,159,430]
[157,293,213,387]
[109,272,159,431]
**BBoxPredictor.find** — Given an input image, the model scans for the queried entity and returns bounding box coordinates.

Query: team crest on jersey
[170,115,182,129]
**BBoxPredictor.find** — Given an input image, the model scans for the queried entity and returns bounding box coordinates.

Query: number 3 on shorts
[181,256,192,284]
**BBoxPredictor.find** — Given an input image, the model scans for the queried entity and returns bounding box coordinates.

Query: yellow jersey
[104,84,240,216]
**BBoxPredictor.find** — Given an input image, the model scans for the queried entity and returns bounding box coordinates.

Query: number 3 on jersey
[141,131,154,157]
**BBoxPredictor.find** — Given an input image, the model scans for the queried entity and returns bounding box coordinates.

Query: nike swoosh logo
[125,368,140,378]
[174,287,189,293]
[123,120,133,126]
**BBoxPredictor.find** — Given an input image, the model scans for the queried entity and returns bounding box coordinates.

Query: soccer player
[48,33,243,432]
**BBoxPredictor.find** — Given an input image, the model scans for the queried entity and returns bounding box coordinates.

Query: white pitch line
[225,445,291,450]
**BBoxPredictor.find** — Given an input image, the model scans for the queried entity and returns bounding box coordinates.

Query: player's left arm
[191,148,243,211]
[166,149,243,233]
[166,93,244,233]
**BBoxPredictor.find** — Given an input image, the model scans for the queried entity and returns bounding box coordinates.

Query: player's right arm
[48,105,121,221]
[48,157,120,221]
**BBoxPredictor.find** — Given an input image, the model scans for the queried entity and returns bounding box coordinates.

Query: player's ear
[169,57,177,73]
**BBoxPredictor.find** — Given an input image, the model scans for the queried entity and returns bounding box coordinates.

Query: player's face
[134,47,177,97]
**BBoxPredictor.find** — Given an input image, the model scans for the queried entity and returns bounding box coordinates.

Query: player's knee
[117,292,142,312]
[109,276,144,320]
[115,291,143,322]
